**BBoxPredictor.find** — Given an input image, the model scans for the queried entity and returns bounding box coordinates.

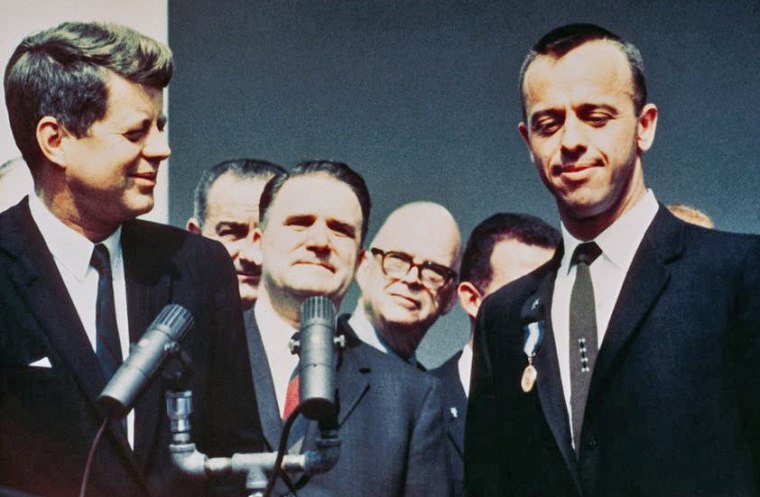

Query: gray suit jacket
[245,311,453,497]
[431,351,467,497]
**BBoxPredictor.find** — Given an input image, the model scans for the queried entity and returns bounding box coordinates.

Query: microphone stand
[164,341,342,497]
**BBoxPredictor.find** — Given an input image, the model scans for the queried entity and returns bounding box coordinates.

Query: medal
[521,363,537,393]
[521,319,544,394]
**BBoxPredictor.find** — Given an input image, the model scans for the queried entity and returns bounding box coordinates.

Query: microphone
[296,296,337,421]
[98,304,194,418]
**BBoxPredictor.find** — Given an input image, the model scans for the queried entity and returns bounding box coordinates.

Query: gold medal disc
[521,364,537,393]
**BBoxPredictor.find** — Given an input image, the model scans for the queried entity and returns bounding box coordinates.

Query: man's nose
[559,116,587,158]
[237,237,261,266]
[143,127,171,161]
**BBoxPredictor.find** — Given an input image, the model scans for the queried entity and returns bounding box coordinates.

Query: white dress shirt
[254,296,300,417]
[457,342,473,398]
[349,303,418,366]
[28,193,134,447]
[551,189,659,445]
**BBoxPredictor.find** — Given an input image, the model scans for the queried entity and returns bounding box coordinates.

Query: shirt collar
[560,189,659,273]
[28,193,122,280]
[349,303,418,366]
[254,292,298,349]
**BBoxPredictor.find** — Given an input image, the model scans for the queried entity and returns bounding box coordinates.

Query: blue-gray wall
[168,0,760,366]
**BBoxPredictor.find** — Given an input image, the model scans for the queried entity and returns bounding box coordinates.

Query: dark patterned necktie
[91,244,123,382]
[569,241,602,456]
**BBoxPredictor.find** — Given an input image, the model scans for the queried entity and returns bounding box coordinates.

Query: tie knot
[91,244,112,275]
[572,242,601,266]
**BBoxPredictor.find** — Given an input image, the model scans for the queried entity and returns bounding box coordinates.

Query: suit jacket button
[587,437,598,450]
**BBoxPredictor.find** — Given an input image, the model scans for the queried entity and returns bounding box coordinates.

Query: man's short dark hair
[193,158,285,227]
[519,23,647,119]
[4,21,174,172]
[460,212,560,291]
[259,160,372,244]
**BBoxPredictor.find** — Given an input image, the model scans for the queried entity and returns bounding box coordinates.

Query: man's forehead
[270,174,362,223]
[207,175,267,217]
[374,216,459,265]
[522,40,634,109]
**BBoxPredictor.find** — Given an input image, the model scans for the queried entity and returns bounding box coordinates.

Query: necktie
[282,369,300,420]
[91,244,123,382]
[569,241,602,456]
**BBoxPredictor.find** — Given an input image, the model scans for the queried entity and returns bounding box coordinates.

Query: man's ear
[36,116,69,169]
[457,281,483,320]
[187,218,202,234]
[637,103,658,152]
[518,122,535,164]
[354,249,369,290]
[250,227,265,268]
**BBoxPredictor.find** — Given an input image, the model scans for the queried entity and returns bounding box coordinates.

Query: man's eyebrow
[327,219,357,237]
[576,103,619,114]
[284,214,316,225]
[530,108,563,126]
[214,220,247,231]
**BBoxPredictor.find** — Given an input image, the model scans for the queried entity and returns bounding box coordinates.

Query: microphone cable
[262,403,305,497]
[78,418,108,497]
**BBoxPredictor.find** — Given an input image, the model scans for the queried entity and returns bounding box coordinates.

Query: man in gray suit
[350,201,461,367]
[246,160,452,496]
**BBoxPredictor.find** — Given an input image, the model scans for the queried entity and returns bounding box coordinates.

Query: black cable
[262,404,305,497]
[78,418,108,497]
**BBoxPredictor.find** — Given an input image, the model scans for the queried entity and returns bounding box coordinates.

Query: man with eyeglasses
[350,201,461,367]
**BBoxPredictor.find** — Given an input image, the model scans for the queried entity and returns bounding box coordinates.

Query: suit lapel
[528,264,582,491]
[588,208,680,408]
[437,353,467,458]
[122,221,173,471]
[333,315,371,426]
[244,310,284,450]
[0,201,144,485]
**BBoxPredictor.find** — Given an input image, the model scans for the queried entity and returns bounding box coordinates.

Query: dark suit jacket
[465,207,760,497]
[431,351,467,497]
[0,199,265,497]
[244,311,453,497]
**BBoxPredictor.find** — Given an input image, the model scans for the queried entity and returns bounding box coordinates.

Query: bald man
[350,201,461,366]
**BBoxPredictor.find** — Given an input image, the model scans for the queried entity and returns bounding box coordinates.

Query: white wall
[0,0,170,222]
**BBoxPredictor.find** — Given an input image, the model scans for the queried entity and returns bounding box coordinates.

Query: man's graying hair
[192,158,285,227]
[4,21,173,172]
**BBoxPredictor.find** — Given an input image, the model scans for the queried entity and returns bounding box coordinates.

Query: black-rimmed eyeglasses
[370,247,457,290]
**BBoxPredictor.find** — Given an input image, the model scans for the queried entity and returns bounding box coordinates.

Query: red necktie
[282,372,300,420]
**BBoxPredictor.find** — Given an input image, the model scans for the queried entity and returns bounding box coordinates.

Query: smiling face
[258,174,363,320]
[48,72,170,238]
[356,202,460,358]
[196,173,270,308]
[519,40,657,239]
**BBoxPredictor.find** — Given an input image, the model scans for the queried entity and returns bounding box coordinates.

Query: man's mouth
[295,260,335,273]
[130,171,157,184]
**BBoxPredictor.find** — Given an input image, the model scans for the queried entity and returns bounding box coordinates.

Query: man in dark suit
[187,158,286,310]
[247,160,452,497]
[0,22,262,497]
[432,212,558,497]
[465,24,760,497]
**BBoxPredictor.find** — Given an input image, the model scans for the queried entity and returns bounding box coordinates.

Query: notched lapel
[529,271,581,489]
[122,221,173,470]
[334,316,370,426]
[244,310,284,450]
[589,209,680,405]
